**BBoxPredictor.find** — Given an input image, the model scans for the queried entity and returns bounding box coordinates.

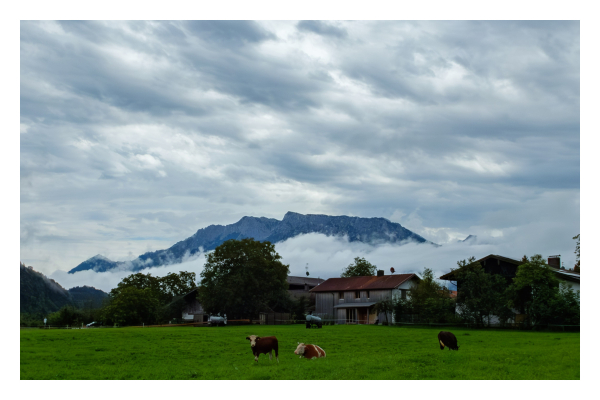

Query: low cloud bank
[50,222,578,293]
[50,256,209,293]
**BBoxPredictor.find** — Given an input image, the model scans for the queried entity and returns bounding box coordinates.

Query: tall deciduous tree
[341,257,377,277]
[197,238,290,319]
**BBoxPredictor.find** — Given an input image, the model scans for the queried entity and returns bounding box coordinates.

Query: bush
[20,313,43,327]
[47,305,86,326]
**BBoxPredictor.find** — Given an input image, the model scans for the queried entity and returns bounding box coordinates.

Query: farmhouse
[310,271,420,324]
[439,254,580,294]
[439,254,581,324]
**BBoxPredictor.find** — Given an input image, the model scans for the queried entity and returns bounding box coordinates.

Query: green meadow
[20,325,579,380]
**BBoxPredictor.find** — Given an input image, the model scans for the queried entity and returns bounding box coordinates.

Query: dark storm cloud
[20,21,579,277]
[297,20,348,38]
[185,20,276,45]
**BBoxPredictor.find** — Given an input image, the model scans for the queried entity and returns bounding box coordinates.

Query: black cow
[438,331,459,350]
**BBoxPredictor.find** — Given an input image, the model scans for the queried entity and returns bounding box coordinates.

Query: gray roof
[287,276,325,286]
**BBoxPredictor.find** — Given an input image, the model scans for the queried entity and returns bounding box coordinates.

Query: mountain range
[69,211,432,274]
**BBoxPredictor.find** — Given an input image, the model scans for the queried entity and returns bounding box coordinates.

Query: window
[355,291,360,299]
[339,291,344,300]
[400,289,407,299]
[367,290,370,299]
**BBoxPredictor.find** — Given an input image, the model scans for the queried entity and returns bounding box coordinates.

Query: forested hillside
[68,286,109,309]
[20,262,72,315]
[20,262,108,317]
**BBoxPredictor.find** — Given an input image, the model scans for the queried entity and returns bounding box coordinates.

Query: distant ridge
[459,235,477,243]
[69,211,432,274]
[20,262,108,315]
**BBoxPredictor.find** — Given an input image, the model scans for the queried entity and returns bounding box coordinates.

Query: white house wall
[559,280,580,293]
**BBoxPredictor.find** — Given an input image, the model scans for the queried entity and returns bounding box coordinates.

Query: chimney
[548,255,561,269]
[377,270,384,277]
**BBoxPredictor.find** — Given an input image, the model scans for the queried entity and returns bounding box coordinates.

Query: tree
[454,258,510,327]
[341,257,377,277]
[109,271,195,304]
[393,268,455,324]
[573,234,580,271]
[374,299,394,325]
[549,283,580,325]
[101,286,161,326]
[506,254,560,327]
[291,296,308,321]
[47,305,85,326]
[197,238,290,319]
[101,271,196,325]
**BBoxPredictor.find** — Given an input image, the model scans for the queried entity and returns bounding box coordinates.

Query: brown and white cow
[246,335,279,363]
[438,331,459,350]
[294,342,326,359]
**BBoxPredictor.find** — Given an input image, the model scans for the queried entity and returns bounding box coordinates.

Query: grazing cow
[246,335,279,363]
[438,331,459,350]
[294,342,326,359]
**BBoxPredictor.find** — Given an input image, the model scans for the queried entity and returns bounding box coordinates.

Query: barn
[310,271,420,324]
[181,288,206,323]
[287,276,325,301]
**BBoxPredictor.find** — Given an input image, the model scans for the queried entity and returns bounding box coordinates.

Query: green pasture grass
[20,324,579,380]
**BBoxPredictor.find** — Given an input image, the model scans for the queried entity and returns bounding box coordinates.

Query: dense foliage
[505,255,579,326]
[20,262,72,316]
[197,238,290,319]
[448,254,580,328]
[454,258,512,327]
[393,268,455,323]
[46,305,102,327]
[341,257,377,277]
[290,296,309,321]
[20,263,109,326]
[100,271,196,326]
[69,286,109,309]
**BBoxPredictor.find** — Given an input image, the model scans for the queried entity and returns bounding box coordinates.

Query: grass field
[20,324,580,380]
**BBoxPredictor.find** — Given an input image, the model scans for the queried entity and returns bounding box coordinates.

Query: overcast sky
[20,20,580,287]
